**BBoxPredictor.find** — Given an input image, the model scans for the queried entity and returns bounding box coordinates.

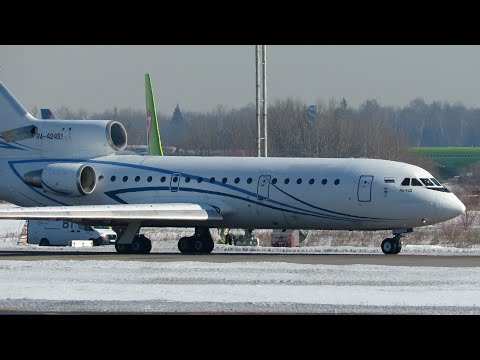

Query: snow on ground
[0,258,480,314]
[1,216,480,314]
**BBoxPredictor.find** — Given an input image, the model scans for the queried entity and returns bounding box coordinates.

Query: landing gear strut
[178,227,214,254]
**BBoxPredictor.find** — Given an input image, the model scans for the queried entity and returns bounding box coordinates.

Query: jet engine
[24,163,97,197]
[32,119,128,158]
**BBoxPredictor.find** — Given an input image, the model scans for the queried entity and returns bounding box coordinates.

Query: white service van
[26,220,117,246]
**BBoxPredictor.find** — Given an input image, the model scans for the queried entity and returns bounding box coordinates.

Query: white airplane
[0,80,466,255]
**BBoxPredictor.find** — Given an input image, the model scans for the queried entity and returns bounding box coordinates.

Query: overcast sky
[1,45,480,116]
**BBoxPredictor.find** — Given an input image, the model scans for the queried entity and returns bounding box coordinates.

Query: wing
[0,203,224,227]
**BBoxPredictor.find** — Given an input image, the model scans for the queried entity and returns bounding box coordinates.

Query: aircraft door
[170,173,181,192]
[257,175,271,200]
[358,175,374,202]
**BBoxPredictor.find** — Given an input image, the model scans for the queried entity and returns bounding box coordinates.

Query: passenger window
[110,176,116,182]
[411,178,423,186]
[172,176,178,183]
[309,179,314,185]
[147,176,152,182]
[322,179,327,185]
[272,178,277,184]
[197,177,203,183]
[284,178,290,184]
[98,175,104,181]
[247,178,252,184]
[334,179,340,185]
[297,178,302,184]
[123,176,128,182]
[401,178,410,186]
[135,176,140,182]
[234,177,240,184]
[222,178,227,184]
[161,176,166,182]
[185,177,191,183]
[210,177,215,183]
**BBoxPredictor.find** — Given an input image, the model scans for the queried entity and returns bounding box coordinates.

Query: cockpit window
[401,176,450,192]
[411,178,423,186]
[430,178,442,186]
[420,178,435,186]
[422,177,451,192]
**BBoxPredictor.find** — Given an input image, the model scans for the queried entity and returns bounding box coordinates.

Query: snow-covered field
[1,218,480,314]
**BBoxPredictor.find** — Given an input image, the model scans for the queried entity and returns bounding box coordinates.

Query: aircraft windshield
[400,177,450,192]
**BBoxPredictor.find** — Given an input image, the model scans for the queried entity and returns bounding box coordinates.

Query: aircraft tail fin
[145,74,163,156]
[40,108,55,119]
[0,81,37,133]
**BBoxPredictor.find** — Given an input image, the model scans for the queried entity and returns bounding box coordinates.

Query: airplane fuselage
[0,154,463,231]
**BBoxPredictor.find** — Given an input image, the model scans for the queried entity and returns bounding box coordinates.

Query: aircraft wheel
[381,238,397,254]
[178,237,191,253]
[193,238,204,252]
[39,238,49,246]
[115,242,131,254]
[131,237,143,253]
[204,238,214,253]
[142,237,152,253]
[393,238,402,254]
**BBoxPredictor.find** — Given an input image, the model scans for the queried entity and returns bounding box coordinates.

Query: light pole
[256,45,267,157]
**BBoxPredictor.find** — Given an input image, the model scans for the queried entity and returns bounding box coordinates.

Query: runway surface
[1,242,480,315]
[1,249,480,267]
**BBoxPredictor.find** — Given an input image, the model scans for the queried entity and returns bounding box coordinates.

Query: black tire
[393,240,402,254]
[193,238,204,252]
[381,238,396,254]
[39,238,49,246]
[204,238,214,253]
[142,237,152,253]
[178,237,191,253]
[115,242,130,254]
[131,237,143,253]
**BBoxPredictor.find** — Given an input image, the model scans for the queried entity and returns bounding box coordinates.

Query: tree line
[36,96,480,175]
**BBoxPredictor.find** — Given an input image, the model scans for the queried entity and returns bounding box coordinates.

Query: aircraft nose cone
[437,195,466,220]
[456,197,467,216]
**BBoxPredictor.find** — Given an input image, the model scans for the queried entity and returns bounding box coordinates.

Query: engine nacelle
[30,119,128,158]
[40,163,97,196]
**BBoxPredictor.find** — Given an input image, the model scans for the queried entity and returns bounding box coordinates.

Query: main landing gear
[381,228,411,254]
[115,234,152,254]
[178,227,215,254]
[114,222,152,254]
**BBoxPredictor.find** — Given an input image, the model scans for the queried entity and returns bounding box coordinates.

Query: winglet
[145,74,163,156]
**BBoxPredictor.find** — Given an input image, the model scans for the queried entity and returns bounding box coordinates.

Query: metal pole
[262,45,267,157]
[256,45,261,157]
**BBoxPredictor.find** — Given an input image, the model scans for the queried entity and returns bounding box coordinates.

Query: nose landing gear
[381,235,402,254]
